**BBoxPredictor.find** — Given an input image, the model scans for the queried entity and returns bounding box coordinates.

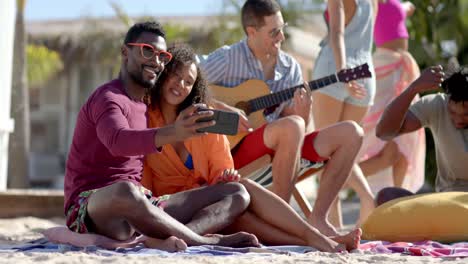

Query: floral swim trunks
[66,183,171,234]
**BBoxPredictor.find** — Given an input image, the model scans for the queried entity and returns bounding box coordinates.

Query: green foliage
[164,23,191,43]
[407,0,467,67]
[26,44,63,88]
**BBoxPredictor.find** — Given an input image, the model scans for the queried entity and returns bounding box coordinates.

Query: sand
[0,217,467,264]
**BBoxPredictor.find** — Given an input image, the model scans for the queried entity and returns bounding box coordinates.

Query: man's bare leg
[263,116,305,202]
[163,182,250,234]
[307,121,364,236]
[86,181,259,247]
[226,179,360,252]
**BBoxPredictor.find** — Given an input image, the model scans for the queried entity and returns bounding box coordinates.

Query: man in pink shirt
[64,21,259,251]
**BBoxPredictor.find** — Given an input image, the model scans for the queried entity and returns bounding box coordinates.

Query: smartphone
[196,108,239,135]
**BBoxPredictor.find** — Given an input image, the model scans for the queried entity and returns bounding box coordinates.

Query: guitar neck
[248,74,338,113]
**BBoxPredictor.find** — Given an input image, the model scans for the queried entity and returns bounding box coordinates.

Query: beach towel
[0,226,304,256]
[360,240,468,258]
[2,226,467,258]
[2,236,468,258]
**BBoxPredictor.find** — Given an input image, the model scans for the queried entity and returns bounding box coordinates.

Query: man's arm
[280,85,313,129]
[376,66,444,140]
[278,59,314,129]
[153,105,216,147]
[95,102,215,156]
[95,102,160,156]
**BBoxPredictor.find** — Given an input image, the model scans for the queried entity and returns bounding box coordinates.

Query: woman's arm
[327,0,346,71]
[402,1,416,17]
[205,134,238,184]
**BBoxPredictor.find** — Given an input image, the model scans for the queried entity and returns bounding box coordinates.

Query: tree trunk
[8,0,30,188]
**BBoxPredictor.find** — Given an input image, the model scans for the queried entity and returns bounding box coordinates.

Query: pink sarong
[359,48,425,193]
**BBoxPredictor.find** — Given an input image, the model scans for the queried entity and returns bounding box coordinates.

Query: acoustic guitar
[209,63,372,149]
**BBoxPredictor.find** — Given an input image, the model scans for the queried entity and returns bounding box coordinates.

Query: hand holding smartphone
[196,108,239,135]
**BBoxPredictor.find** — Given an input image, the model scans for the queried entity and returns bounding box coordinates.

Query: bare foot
[208,232,260,248]
[303,226,346,252]
[307,235,346,253]
[330,228,362,251]
[307,215,340,237]
[144,236,188,252]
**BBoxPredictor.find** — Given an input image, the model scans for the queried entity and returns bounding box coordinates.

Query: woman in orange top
[143,43,361,252]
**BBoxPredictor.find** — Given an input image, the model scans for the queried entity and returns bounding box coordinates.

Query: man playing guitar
[199,0,373,236]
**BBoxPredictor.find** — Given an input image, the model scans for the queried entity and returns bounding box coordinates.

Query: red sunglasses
[127,43,173,65]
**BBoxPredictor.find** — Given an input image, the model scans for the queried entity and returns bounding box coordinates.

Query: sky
[25,0,227,21]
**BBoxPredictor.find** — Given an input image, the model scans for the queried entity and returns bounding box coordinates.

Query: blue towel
[0,238,316,256]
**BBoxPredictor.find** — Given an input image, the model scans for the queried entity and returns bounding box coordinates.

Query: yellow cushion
[362,192,468,242]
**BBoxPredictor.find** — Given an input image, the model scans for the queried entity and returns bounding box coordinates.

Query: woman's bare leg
[359,141,399,176]
[345,165,375,227]
[340,103,374,228]
[231,179,361,252]
[227,211,305,246]
[393,151,408,187]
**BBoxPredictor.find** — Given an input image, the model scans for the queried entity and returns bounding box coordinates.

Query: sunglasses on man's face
[268,22,288,38]
[126,43,173,65]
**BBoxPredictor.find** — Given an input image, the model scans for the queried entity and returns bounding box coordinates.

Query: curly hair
[151,43,210,113]
[442,67,468,103]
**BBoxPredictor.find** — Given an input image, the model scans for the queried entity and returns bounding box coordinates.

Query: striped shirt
[199,39,303,122]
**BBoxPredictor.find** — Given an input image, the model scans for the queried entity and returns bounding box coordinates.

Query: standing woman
[311,0,378,229]
[358,0,425,194]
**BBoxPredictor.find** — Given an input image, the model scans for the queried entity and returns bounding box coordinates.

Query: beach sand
[0,216,467,264]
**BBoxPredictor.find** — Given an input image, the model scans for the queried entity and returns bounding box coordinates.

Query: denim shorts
[313,47,376,107]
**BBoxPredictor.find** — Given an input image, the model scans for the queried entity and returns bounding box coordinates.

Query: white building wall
[0,0,16,190]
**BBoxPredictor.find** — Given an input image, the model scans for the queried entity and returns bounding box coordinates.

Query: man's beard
[129,70,155,89]
[128,69,163,98]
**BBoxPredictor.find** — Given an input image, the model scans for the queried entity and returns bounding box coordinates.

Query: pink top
[64,79,160,212]
[374,0,409,46]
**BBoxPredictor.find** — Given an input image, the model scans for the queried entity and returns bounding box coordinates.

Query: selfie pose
[142,43,361,252]
[64,21,261,251]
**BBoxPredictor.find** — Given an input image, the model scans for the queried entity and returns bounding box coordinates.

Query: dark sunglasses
[127,43,173,65]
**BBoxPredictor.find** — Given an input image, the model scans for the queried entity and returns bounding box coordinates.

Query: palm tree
[8,0,30,188]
